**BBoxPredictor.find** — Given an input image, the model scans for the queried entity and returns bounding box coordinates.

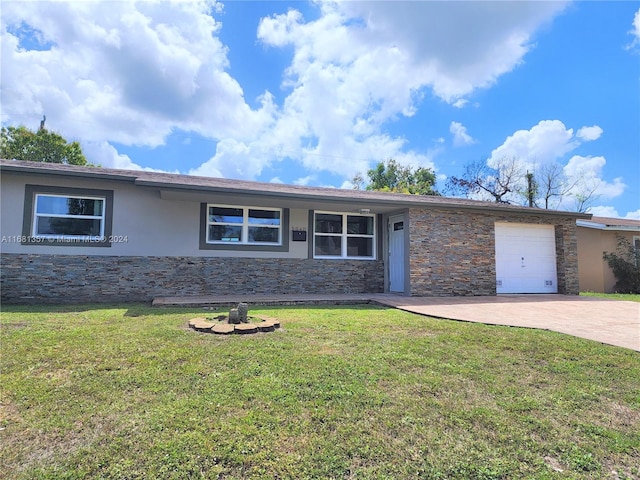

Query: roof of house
[577,216,640,231]
[0,159,591,218]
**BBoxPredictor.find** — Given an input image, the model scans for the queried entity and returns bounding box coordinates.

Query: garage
[494,223,558,294]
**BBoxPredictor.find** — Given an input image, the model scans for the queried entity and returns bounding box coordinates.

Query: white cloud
[452,99,468,109]
[1,1,271,148]
[489,120,578,168]
[486,122,627,211]
[189,138,268,179]
[1,1,569,185]
[587,206,620,218]
[254,1,567,177]
[586,206,640,220]
[293,175,315,186]
[627,8,640,49]
[625,209,640,220]
[82,141,176,173]
[577,125,603,141]
[563,155,626,199]
[449,121,476,147]
[331,1,569,102]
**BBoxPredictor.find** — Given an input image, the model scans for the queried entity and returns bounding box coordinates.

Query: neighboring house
[0,159,589,304]
[576,216,640,293]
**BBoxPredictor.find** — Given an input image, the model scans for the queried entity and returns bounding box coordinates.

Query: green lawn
[580,292,640,302]
[1,304,639,479]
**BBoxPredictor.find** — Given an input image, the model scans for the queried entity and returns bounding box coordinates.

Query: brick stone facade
[408,208,580,296]
[0,254,384,304]
[1,210,581,304]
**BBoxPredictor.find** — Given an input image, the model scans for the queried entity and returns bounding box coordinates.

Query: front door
[388,215,405,292]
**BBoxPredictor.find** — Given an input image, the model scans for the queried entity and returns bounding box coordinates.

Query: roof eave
[1,159,590,219]
[137,179,590,218]
[0,160,139,183]
[577,220,640,232]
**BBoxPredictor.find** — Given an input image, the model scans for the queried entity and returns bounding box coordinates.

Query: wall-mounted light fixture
[359,208,371,214]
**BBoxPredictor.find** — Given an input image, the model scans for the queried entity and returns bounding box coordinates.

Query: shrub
[602,236,640,293]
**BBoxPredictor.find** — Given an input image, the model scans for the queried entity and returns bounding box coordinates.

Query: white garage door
[495,223,558,294]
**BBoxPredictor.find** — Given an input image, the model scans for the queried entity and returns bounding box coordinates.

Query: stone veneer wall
[0,254,384,304]
[408,208,580,296]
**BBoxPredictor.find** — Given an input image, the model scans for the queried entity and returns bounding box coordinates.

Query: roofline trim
[143,181,590,217]
[1,159,590,219]
[577,219,640,231]
[0,161,139,183]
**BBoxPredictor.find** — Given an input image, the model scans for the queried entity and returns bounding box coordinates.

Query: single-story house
[0,159,589,304]
[577,216,640,293]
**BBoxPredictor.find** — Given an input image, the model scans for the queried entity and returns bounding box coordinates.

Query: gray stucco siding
[1,173,309,259]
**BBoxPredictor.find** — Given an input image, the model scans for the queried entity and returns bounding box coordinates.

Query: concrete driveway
[374,294,640,352]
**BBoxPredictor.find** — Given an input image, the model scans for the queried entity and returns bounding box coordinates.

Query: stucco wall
[408,208,580,296]
[577,228,635,293]
[0,172,309,258]
[0,254,384,304]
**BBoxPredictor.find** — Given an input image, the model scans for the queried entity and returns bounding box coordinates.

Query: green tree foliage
[361,159,438,195]
[602,237,640,293]
[1,125,87,165]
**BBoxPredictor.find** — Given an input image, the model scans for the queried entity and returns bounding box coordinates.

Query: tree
[357,159,438,195]
[446,157,600,212]
[1,125,87,165]
[524,171,537,208]
[445,156,523,203]
[571,178,601,214]
[533,162,600,213]
[603,237,640,293]
[535,163,570,209]
[351,173,365,190]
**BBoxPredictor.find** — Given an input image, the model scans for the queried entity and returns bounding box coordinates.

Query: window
[22,185,113,247]
[33,194,105,239]
[206,205,282,245]
[314,211,375,259]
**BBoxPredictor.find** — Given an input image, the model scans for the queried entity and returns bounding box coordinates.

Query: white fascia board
[577,220,640,232]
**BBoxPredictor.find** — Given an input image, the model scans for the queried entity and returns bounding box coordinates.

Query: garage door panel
[495,223,558,294]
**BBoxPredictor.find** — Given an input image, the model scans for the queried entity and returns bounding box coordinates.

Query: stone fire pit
[188,302,280,335]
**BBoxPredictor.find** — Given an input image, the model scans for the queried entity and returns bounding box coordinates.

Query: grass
[580,292,640,302]
[1,303,639,479]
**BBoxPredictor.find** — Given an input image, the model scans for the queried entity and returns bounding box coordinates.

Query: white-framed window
[33,193,106,240]
[313,211,376,259]
[206,205,282,245]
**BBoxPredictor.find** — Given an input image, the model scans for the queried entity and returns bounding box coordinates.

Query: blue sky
[2,1,639,218]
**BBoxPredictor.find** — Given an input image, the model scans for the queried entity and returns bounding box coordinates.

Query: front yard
[1,304,639,479]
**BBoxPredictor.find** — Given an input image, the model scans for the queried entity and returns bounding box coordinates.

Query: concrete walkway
[153,294,639,352]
